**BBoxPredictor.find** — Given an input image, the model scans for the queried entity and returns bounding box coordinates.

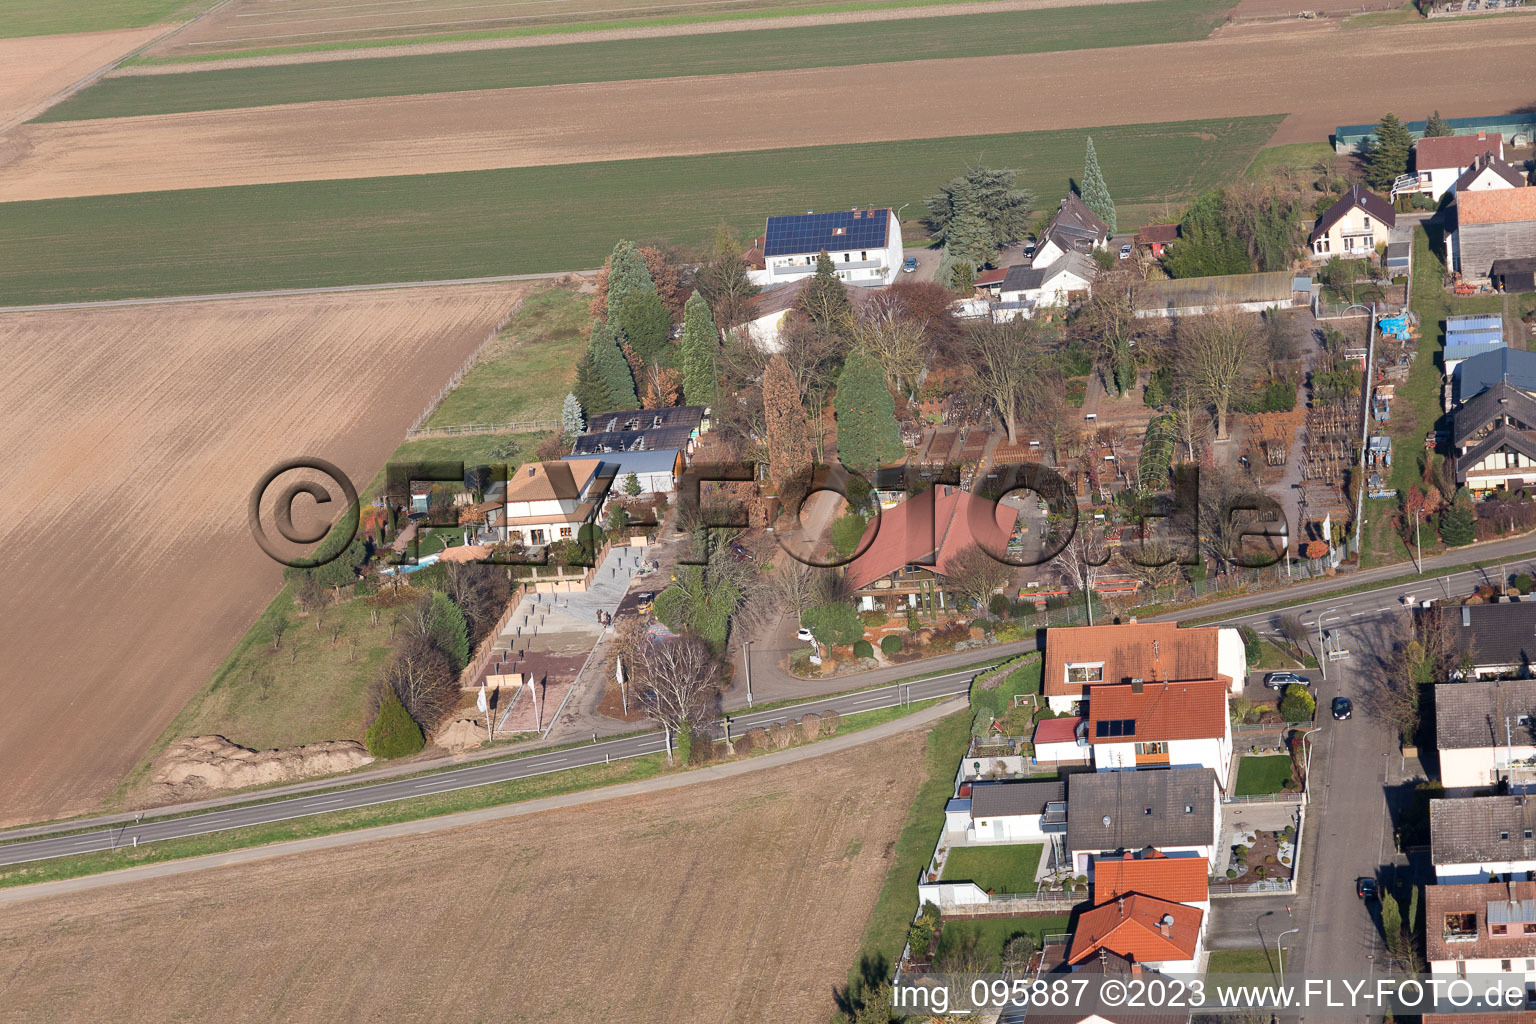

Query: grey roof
[1433,795,1536,864]
[585,406,705,434]
[1041,194,1110,255]
[1065,768,1216,852]
[1310,184,1396,243]
[571,426,695,455]
[1002,264,1048,293]
[1429,603,1536,671]
[1452,381,1536,446]
[1455,347,1536,403]
[1435,677,1536,750]
[1454,152,1527,192]
[1456,426,1536,485]
[1001,252,1097,295]
[969,780,1067,819]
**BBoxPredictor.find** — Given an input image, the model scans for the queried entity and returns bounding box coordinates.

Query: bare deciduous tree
[382,633,458,726]
[945,543,1011,615]
[1053,526,1110,624]
[966,316,1050,444]
[768,559,832,619]
[636,635,719,762]
[1175,304,1262,440]
[852,306,928,399]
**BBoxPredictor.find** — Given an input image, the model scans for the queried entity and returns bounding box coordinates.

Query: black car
[1332,697,1353,720]
[1264,671,1312,690]
[1357,876,1378,900]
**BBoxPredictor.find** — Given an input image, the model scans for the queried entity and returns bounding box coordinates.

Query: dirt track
[0,729,924,1023]
[0,28,161,131]
[0,284,523,826]
[4,19,1532,202]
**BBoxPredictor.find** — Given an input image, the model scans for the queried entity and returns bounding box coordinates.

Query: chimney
[1158,913,1174,937]
[1478,130,1488,141]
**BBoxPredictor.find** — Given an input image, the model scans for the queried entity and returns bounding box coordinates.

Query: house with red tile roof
[1412,131,1505,202]
[1092,850,1210,907]
[842,486,1020,614]
[1041,621,1247,714]
[1087,678,1233,789]
[1449,186,1536,284]
[1067,893,1204,973]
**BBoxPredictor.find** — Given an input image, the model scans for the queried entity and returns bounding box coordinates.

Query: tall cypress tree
[605,240,656,321]
[833,352,903,476]
[1080,137,1117,234]
[589,319,638,412]
[680,291,719,408]
[763,353,810,494]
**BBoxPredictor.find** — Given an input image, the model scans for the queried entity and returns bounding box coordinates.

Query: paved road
[0,668,976,866]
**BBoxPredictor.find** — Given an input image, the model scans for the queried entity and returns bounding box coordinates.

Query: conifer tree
[1365,114,1414,189]
[1424,110,1452,137]
[763,353,811,495]
[365,688,425,758]
[561,392,584,436]
[925,163,1033,266]
[798,251,853,331]
[604,240,656,321]
[833,352,903,475]
[680,291,719,408]
[589,319,638,411]
[1437,488,1476,547]
[1080,137,1117,234]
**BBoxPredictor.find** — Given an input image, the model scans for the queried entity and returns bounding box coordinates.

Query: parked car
[1356,876,1378,900]
[902,256,918,273]
[1118,243,1133,260]
[1023,243,1037,259]
[1264,671,1311,690]
[796,627,815,643]
[1332,696,1353,720]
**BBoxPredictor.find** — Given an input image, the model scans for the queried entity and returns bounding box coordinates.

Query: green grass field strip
[1234,755,1292,796]
[0,0,199,39]
[43,0,1230,122]
[934,914,1073,970]
[0,697,944,888]
[940,843,1043,893]
[122,0,1039,63]
[1206,948,1277,974]
[0,115,1283,304]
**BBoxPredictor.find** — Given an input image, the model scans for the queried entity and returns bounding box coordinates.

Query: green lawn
[0,115,1282,304]
[1234,755,1293,796]
[941,844,1043,894]
[1206,948,1278,975]
[42,0,1231,121]
[933,914,1073,971]
[1243,141,1334,183]
[423,286,587,429]
[0,0,199,37]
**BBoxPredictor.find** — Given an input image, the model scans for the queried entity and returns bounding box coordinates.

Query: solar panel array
[1095,719,1137,738]
[763,209,889,258]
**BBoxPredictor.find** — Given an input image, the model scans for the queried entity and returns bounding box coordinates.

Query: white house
[747,207,903,288]
[1427,879,1536,1010]
[1309,184,1395,258]
[1087,679,1233,790]
[1065,767,1221,873]
[994,252,1097,317]
[486,458,611,547]
[1067,851,1211,975]
[1432,795,1536,883]
[1042,621,1247,715]
[744,275,877,352]
[960,780,1067,843]
[562,450,681,496]
[1411,131,1506,202]
[1032,194,1111,268]
[1422,602,1536,679]
[1436,678,1536,790]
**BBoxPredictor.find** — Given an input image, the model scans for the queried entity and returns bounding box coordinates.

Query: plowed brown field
[0,728,925,1024]
[0,28,161,131]
[0,284,523,825]
[3,19,1530,202]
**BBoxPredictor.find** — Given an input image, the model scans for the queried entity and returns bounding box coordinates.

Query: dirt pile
[149,736,372,797]
[432,717,488,753]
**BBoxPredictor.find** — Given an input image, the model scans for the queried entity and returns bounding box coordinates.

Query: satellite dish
[1102,815,1112,826]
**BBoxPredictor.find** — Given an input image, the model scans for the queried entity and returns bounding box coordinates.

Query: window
[1096,719,1136,738]
[1526,960,1533,971]
[1135,741,1169,756]
[1457,961,1467,978]
[1504,960,1514,972]
[559,527,573,539]
[1363,216,1372,229]
[1066,663,1104,683]
[1525,829,1532,840]
[1524,923,1536,935]
[843,252,850,262]
[861,251,868,261]
[1503,831,1511,841]
[1494,923,1509,935]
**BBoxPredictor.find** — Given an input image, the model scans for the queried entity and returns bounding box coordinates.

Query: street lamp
[1316,608,1342,682]
[1413,508,1423,572]
[741,639,754,708]
[1276,927,1300,977]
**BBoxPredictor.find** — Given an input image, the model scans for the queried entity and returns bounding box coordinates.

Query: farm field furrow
[1,19,1528,205]
[0,284,523,825]
[0,729,926,1023]
[0,116,1280,303]
[37,0,1227,122]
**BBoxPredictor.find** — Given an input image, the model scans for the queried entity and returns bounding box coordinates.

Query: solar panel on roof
[763,209,890,257]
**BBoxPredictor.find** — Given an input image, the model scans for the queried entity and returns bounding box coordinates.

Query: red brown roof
[843,486,1016,591]
[1137,224,1179,244]
[1416,131,1504,170]
[1093,851,1211,904]
[1042,622,1229,698]
[1034,716,1083,745]
[1068,893,1203,965]
[973,267,1009,286]
[1087,679,1228,742]
[1457,188,1536,226]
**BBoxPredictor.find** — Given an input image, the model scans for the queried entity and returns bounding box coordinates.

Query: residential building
[1135,224,1178,258]
[1425,602,1536,678]
[994,252,1097,317]
[749,207,903,288]
[1091,850,1211,908]
[1066,893,1205,974]
[572,405,706,456]
[1432,795,1536,882]
[1042,621,1247,714]
[1451,382,1536,493]
[1309,184,1395,258]
[743,276,877,351]
[485,458,613,547]
[1426,879,1536,1008]
[1452,150,1527,197]
[1010,955,1189,1024]
[842,486,1020,613]
[956,779,1068,843]
[561,450,681,496]
[1410,132,1507,201]
[1065,767,1220,872]
[1031,194,1111,268]
[1455,347,1536,405]
[1034,715,1091,766]
[1086,679,1233,789]
[1435,678,1536,789]
[1449,188,1536,284]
